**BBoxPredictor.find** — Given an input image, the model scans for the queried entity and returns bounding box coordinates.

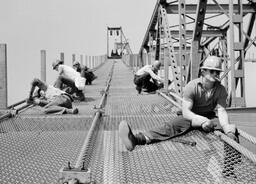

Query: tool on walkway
[172,139,197,146]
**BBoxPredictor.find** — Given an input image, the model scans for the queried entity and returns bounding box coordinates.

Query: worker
[26,78,78,114]
[119,56,238,151]
[134,60,164,94]
[72,61,97,85]
[52,60,85,101]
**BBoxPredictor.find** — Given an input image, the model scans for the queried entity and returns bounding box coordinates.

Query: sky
[0,0,157,105]
[0,0,256,107]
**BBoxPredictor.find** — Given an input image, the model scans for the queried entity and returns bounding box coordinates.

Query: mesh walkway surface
[1,59,256,184]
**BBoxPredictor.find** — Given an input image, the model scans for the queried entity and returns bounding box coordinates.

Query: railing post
[80,54,83,65]
[41,50,46,82]
[72,54,76,64]
[0,44,7,109]
[60,52,64,63]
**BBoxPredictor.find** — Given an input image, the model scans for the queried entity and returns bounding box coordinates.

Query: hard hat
[153,60,161,69]
[52,60,63,69]
[200,56,223,71]
[73,61,80,66]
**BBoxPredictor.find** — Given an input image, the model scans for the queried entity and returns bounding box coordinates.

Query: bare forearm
[218,109,229,128]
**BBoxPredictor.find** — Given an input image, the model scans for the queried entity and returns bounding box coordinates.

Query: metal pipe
[75,60,114,169]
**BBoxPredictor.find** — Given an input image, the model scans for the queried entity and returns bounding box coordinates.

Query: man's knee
[172,116,192,133]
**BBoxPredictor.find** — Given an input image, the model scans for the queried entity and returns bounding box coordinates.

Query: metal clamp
[59,162,91,184]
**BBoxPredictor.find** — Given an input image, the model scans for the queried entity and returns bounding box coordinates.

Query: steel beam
[170,30,224,38]
[139,0,161,55]
[165,4,255,14]
[190,0,208,80]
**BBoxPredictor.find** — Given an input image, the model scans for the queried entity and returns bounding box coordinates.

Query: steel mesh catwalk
[85,61,256,183]
[87,117,256,184]
[0,60,115,184]
[0,116,93,184]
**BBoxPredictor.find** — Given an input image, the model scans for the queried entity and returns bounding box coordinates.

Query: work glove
[223,124,239,143]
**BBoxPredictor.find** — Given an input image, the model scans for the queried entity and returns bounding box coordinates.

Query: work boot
[119,120,146,151]
[136,86,142,94]
[66,107,79,114]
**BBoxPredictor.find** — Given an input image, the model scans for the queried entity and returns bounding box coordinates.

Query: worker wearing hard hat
[134,60,165,94]
[52,60,85,101]
[119,56,238,151]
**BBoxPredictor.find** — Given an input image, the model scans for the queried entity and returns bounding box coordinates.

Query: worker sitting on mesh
[72,61,97,85]
[26,78,78,114]
[119,56,239,151]
[52,60,85,101]
[134,60,165,94]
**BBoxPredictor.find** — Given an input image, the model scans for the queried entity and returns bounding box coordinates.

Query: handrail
[74,61,115,169]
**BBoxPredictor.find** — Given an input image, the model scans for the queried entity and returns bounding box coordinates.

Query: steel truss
[139,0,256,107]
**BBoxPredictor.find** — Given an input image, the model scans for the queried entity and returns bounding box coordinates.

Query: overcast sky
[0,0,157,104]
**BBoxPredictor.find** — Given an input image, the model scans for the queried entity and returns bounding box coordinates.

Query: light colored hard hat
[52,60,63,69]
[153,60,161,69]
[73,61,80,66]
[201,56,223,71]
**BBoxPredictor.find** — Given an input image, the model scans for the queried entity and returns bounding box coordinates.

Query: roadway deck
[1,59,256,183]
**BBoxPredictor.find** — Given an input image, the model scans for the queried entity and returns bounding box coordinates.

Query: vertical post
[0,44,7,109]
[107,27,109,58]
[40,50,46,82]
[229,0,246,107]
[190,0,207,80]
[72,54,76,64]
[80,54,83,65]
[85,55,88,66]
[164,47,169,92]
[60,52,64,63]
[179,0,187,92]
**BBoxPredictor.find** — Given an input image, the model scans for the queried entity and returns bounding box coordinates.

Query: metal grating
[0,60,114,183]
[85,60,256,183]
[1,60,256,183]
[88,117,256,183]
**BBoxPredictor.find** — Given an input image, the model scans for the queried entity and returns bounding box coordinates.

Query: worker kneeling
[26,78,78,114]
[119,56,239,151]
[134,60,165,94]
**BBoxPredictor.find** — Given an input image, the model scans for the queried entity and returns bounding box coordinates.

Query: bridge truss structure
[139,0,256,107]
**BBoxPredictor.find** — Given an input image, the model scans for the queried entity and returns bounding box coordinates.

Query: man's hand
[192,115,209,126]
[223,124,239,142]
[202,120,217,132]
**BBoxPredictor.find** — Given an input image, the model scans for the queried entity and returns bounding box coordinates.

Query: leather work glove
[223,124,239,143]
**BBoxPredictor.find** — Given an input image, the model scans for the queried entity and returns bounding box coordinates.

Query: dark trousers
[134,73,160,92]
[143,113,218,143]
[54,76,79,94]
[81,70,96,85]
[39,95,73,114]
[140,114,240,177]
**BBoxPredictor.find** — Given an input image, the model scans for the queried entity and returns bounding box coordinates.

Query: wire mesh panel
[0,60,114,183]
[88,118,256,184]
[0,116,93,184]
[86,60,256,183]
